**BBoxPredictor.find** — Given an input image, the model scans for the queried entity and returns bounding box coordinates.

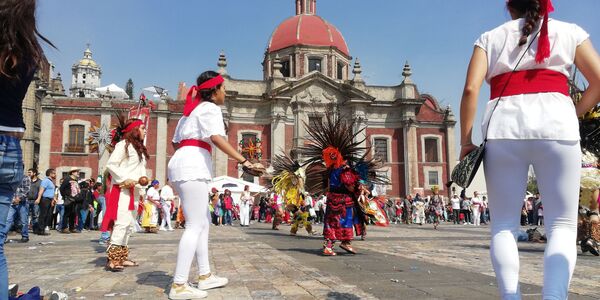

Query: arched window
[424,137,439,162]
[66,125,85,153]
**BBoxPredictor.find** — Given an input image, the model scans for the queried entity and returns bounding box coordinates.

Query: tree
[125,78,134,100]
[527,175,539,194]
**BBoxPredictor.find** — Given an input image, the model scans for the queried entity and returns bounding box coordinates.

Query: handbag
[450,29,541,188]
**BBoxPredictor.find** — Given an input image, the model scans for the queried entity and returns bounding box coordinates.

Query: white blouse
[475,18,589,140]
[105,140,147,185]
[168,101,227,182]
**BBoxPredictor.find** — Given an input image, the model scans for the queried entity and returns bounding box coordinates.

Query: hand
[34,199,40,205]
[243,162,266,177]
[120,179,137,189]
[459,143,478,160]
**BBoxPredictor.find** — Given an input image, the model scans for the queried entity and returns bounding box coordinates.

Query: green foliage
[527,175,539,194]
[125,78,134,99]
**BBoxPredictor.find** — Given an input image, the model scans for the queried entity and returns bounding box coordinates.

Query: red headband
[535,0,554,63]
[122,119,144,133]
[183,75,225,116]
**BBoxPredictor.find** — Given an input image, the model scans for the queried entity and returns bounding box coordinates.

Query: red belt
[179,139,212,153]
[490,69,569,100]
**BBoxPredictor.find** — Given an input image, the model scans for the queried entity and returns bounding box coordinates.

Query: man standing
[402,195,412,224]
[26,168,41,233]
[5,170,31,242]
[159,179,175,231]
[59,168,80,233]
[450,194,461,224]
[35,168,56,235]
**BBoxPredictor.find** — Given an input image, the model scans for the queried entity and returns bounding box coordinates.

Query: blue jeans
[6,202,28,238]
[0,135,24,300]
[224,209,232,225]
[78,208,89,231]
[28,200,39,231]
[55,204,64,230]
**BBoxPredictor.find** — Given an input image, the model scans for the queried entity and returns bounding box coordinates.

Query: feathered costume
[271,151,315,235]
[299,112,388,255]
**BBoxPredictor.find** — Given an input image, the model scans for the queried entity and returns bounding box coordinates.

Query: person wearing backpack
[59,168,80,233]
[76,181,94,232]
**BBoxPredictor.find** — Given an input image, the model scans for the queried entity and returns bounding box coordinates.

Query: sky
[37,0,600,145]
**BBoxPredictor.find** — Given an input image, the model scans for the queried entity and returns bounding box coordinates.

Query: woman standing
[459,0,600,297]
[239,185,253,227]
[0,1,55,296]
[101,118,148,271]
[167,71,263,299]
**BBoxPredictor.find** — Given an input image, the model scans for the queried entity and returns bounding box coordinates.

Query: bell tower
[296,0,316,15]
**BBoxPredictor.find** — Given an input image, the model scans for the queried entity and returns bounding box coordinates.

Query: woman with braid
[459,0,600,298]
[101,117,148,271]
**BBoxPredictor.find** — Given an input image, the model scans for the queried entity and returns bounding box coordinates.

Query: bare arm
[210,135,253,169]
[459,46,488,159]
[574,39,600,116]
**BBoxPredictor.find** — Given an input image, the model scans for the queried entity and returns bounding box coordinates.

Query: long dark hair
[196,70,223,103]
[0,0,56,78]
[113,114,149,162]
[506,0,541,46]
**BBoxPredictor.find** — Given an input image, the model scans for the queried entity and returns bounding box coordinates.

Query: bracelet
[239,159,248,165]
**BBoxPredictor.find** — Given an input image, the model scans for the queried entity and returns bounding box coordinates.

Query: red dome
[268,15,349,57]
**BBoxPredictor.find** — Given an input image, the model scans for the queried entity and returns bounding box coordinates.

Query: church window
[337,62,344,80]
[66,125,85,153]
[308,115,322,127]
[428,171,439,186]
[424,137,439,162]
[374,138,388,163]
[82,73,86,79]
[240,133,260,183]
[308,58,321,73]
[281,60,290,77]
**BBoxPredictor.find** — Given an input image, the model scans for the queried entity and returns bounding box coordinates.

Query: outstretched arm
[574,39,600,116]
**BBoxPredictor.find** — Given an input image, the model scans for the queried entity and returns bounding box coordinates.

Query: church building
[35,0,456,197]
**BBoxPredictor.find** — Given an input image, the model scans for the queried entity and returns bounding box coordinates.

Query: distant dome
[74,47,100,69]
[267,14,350,57]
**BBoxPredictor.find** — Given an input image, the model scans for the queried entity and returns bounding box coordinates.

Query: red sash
[179,139,212,153]
[490,69,569,100]
[100,175,135,232]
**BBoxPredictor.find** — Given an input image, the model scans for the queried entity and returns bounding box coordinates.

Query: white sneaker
[168,283,207,299]
[168,228,175,231]
[159,227,167,231]
[196,273,228,290]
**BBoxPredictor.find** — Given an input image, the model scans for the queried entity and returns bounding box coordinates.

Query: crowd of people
[3,167,182,246]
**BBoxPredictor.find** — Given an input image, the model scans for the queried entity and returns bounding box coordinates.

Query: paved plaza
[5,222,599,299]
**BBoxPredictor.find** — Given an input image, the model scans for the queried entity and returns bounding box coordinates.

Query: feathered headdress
[271,151,306,209]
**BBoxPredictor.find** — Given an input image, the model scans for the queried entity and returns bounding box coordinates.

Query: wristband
[239,159,248,165]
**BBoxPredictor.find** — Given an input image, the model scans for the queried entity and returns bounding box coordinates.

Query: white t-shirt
[475,18,589,140]
[160,185,174,201]
[168,102,227,182]
[146,187,160,201]
[451,197,461,210]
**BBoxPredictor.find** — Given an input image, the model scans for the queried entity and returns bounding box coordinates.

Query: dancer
[100,117,148,272]
[239,185,253,227]
[300,112,387,256]
[167,70,264,299]
[458,0,600,297]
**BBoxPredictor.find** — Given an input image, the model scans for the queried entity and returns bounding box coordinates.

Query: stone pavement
[5,226,376,300]
[5,221,599,299]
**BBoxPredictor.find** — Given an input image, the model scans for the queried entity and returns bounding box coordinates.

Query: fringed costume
[300,112,387,256]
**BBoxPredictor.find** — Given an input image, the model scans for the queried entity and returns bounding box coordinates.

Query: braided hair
[507,0,541,46]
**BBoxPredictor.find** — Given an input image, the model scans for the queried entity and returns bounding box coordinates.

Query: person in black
[59,168,81,233]
[76,181,94,232]
[26,168,41,232]
[259,196,267,222]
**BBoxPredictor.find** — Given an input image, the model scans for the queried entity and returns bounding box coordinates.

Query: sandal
[105,261,124,272]
[339,243,356,254]
[122,260,139,267]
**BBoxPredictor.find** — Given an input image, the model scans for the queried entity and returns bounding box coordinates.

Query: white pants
[160,200,173,230]
[472,206,481,226]
[110,189,137,246]
[484,140,580,300]
[172,180,211,284]
[240,204,250,226]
